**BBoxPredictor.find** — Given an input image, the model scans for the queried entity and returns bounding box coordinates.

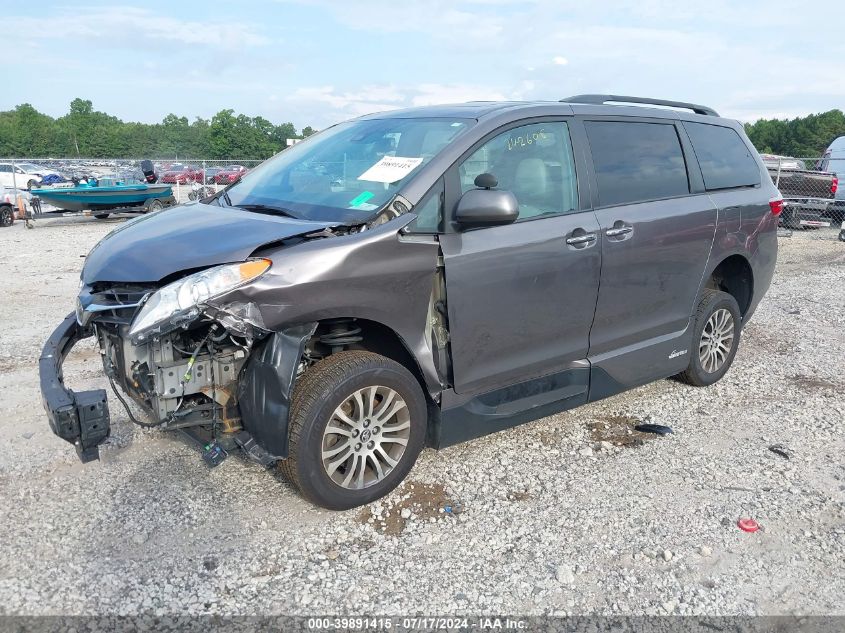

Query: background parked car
[198,167,223,184]
[0,186,19,226]
[0,162,45,190]
[160,164,201,184]
[214,165,248,184]
[40,173,69,185]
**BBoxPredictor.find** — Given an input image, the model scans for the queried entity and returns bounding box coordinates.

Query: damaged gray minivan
[41,95,780,509]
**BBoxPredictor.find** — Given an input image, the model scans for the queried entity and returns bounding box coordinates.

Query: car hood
[82,202,338,284]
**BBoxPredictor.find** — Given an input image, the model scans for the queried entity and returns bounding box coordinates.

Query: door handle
[565,233,597,245]
[606,226,633,237]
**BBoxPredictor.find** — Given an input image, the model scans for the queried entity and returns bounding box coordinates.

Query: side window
[683,122,761,190]
[585,121,689,207]
[459,121,578,220]
[405,180,443,233]
[0,165,11,173]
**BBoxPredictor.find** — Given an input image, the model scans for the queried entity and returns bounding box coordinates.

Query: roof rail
[561,94,719,117]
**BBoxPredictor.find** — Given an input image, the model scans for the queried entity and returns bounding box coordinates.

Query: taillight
[769,196,784,216]
[832,177,839,195]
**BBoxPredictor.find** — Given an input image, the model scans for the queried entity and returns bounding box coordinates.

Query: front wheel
[280,351,427,510]
[27,179,39,191]
[676,289,742,387]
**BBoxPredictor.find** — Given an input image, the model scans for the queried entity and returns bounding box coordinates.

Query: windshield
[225,117,472,223]
[18,163,43,172]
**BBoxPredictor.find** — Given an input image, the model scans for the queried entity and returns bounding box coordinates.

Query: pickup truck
[762,154,839,228]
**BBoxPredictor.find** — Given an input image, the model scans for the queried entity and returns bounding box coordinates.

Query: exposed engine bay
[98,320,251,433]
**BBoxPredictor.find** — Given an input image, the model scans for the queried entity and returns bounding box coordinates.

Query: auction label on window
[358,156,424,183]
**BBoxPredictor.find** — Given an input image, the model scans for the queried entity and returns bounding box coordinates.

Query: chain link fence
[3,154,844,234]
[762,154,844,231]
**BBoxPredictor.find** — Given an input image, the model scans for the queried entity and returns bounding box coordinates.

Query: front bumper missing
[39,313,110,463]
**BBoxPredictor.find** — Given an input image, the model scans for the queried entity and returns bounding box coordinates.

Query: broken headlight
[128,259,271,343]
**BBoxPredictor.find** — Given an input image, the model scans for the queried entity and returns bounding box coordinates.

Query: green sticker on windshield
[349,191,375,207]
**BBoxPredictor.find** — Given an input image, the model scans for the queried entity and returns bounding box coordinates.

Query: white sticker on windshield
[358,156,424,183]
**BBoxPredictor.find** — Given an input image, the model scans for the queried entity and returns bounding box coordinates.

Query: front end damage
[41,280,318,466]
[41,205,444,467]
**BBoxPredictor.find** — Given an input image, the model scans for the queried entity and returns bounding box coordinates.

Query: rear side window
[683,122,761,190]
[585,121,689,206]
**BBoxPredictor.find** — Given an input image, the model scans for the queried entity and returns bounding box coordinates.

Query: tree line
[2,98,843,160]
[744,109,845,158]
[0,98,317,159]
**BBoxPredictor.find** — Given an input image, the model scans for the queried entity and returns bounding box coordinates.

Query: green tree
[0,98,318,159]
[745,109,845,157]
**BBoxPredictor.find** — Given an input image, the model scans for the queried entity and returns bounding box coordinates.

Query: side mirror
[455,173,518,228]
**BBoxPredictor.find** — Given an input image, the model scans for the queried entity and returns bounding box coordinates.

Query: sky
[3,0,844,131]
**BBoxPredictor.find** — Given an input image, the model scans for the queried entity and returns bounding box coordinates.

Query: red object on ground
[737,518,760,532]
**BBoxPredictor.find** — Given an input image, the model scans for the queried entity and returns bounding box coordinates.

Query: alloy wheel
[321,385,411,490]
[699,308,735,373]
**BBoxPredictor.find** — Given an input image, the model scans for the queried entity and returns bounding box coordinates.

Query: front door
[440,121,601,396]
[582,119,717,392]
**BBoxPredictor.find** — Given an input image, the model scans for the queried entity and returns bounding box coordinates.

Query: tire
[0,206,13,227]
[280,350,427,510]
[144,198,164,213]
[93,213,111,220]
[676,289,742,387]
[27,179,38,191]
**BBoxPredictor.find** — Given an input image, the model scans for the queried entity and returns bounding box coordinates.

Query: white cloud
[283,82,538,127]
[552,56,568,66]
[286,86,404,120]
[6,6,270,53]
[410,84,509,106]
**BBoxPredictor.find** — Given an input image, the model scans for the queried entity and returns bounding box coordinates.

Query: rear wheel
[676,289,742,387]
[144,198,164,213]
[280,351,427,510]
[0,206,13,227]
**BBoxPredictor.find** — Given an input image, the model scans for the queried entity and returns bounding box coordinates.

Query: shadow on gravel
[790,374,841,391]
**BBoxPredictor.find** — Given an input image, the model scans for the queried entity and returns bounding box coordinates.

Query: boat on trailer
[33,181,175,214]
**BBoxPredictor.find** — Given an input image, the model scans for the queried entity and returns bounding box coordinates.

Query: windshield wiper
[235,203,300,219]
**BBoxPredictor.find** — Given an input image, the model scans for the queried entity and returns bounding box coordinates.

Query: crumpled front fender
[236,322,318,459]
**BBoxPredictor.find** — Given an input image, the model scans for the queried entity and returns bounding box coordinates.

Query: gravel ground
[0,214,843,617]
